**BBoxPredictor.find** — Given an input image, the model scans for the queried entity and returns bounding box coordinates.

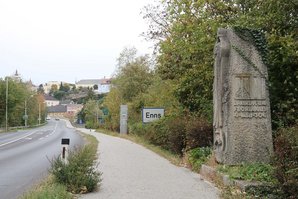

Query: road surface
[0,119,83,199]
[78,129,219,199]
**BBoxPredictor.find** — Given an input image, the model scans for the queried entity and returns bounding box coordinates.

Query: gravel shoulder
[77,128,220,199]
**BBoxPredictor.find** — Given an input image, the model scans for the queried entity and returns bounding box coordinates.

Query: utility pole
[96,100,99,125]
[24,100,28,127]
[5,77,8,132]
[38,103,41,125]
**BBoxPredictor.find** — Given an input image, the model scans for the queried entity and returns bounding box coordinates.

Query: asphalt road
[0,119,84,199]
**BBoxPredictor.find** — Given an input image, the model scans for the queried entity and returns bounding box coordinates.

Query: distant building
[98,78,112,94]
[47,103,83,118]
[66,104,83,116]
[76,77,111,94]
[44,95,60,107]
[75,79,100,89]
[47,105,67,117]
[60,100,73,105]
[10,70,22,82]
[6,70,38,92]
[43,81,62,94]
[27,79,38,92]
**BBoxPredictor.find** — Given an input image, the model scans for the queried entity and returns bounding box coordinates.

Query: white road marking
[0,130,38,147]
[0,123,58,147]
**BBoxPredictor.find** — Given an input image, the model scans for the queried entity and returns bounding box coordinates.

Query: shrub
[145,118,169,149]
[134,114,213,156]
[185,116,213,150]
[217,163,275,183]
[50,145,102,194]
[143,115,187,155]
[273,125,298,198]
[188,147,212,172]
[129,121,146,137]
[166,116,186,155]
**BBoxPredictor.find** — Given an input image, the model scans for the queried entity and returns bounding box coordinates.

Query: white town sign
[142,108,165,123]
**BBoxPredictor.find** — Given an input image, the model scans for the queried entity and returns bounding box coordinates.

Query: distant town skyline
[0,0,154,85]
[5,69,113,86]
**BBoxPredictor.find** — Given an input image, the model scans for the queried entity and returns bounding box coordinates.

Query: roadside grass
[21,131,99,199]
[20,175,73,199]
[187,147,212,172]
[217,163,276,183]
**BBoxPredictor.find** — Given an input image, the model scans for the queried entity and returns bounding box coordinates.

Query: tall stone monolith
[213,28,273,165]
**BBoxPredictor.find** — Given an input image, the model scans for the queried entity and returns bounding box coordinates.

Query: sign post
[120,105,128,134]
[61,138,70,164]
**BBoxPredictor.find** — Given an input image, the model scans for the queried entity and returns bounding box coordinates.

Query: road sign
[142,108,165,123]
[61,138,70,164]
[61,138,70,145]
[23,115,28,120]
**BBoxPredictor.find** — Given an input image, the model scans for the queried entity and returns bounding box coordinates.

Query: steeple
[11,69,22,82]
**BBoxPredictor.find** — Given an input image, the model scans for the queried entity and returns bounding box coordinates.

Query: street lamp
[5,77,8,132]
[38,103,41,125]
[24,100,29,127]
[24,95,33,128]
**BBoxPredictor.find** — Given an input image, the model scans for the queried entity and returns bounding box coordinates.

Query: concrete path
[77,128,219,199]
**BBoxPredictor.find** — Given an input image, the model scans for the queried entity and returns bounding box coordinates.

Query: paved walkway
[77,128,219,199]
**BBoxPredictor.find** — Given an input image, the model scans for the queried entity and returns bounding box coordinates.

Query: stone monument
[213,28,273,165]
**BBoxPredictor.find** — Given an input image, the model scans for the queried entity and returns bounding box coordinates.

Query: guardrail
[0,122,47,132]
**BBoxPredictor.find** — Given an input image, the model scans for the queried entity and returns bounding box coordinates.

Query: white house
[44,95,60,107]
[76,77,111,93]
[98,78,111,94]
[75,79,100,89]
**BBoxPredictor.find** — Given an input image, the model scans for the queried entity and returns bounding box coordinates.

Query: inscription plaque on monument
[213,28,273,165]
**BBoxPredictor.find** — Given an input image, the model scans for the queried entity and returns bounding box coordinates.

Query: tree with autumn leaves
[142,0,297,128]
[0,78,46,128]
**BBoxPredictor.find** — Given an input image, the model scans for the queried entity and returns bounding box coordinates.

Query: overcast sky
[0,0,154,85]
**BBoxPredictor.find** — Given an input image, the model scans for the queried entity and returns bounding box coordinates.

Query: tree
[103,88,122,131]
[114,47,154,102]
[63,83,71,92]
[143,0,298,126]
[93,84,98,90]
[0,78,44,127]
[49,84,58,96]
[37,84,45,94]
[84,100,102,129]
[54,91,66,101]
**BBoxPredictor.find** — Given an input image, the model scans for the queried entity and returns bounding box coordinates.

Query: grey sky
[0,0,154,85]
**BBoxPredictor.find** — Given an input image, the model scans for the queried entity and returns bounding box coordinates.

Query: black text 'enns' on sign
[142,108,165,123]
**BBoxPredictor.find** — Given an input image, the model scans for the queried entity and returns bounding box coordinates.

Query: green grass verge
[21,175,73,199]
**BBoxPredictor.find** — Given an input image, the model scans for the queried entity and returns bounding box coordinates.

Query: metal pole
[5,77,8,132]
[38,103,41,125]
[96,100,99,125]
[25,100,27,127]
